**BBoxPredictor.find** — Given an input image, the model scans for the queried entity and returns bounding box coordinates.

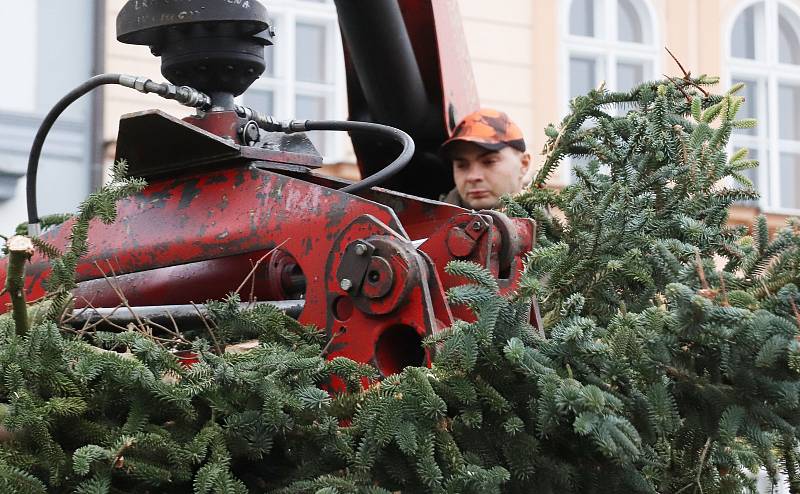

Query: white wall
[0,1,96,235]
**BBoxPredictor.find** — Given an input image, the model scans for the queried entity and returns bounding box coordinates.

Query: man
[440,108,531,210]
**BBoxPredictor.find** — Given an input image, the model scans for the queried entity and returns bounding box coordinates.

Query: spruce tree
[4,73,800,494]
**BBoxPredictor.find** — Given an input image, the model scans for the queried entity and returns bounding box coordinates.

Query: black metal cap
[117,0,274,101]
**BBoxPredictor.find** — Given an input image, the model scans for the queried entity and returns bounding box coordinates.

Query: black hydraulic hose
[286,120,415,194]
[26,74,122,233]
[25,74,210,235]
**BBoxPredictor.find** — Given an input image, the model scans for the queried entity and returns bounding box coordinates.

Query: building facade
[462,0,800,235]
[0,1,100,235]
[1,0,798,237]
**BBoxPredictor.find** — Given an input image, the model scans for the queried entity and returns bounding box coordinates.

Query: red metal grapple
[0,0,539,378]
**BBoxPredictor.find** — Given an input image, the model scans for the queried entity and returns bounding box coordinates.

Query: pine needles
[4,75,800,493]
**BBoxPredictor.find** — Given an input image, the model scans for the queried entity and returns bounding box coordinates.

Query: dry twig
[666,46,710,97]
[248,259,257,305]
[4,236,35,335]
[664,74,693,103]
[321,327,346,357]
[190,301,223,355]
[790,297,800,331]
[234,240,289,295]
[73,297,127,334]
[695,251,710,290]
[94,260,147,330]
[718,271,730,307]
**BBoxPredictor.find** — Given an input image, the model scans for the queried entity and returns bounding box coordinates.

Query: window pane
[570,0,595,37]
[296,94,325,119]
[779,152,800,209]
[733,78,758,136]
[296,94,328,153]
[617,62,644,91]
[618,0,643,43]
[570,57,597,99]
[296,23,326,83]
[242,88,274,115]
[779,83,800,140]
[731,6,756,59]
[264,45,275,77]
[261,17,278,77]
[779,7,800,65]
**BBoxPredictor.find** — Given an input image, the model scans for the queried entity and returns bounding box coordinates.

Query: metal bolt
[340,278,353,291]
[241,121,260,146]
[472,221,482,231]
[354,243,368,256]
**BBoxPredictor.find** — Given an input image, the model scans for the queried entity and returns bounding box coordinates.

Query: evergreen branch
[234,239,289,296]
[4,236,35,336]
[4,72,799,493]
[190,301,223,355]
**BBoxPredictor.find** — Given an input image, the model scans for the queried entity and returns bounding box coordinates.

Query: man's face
[449,141,530,209]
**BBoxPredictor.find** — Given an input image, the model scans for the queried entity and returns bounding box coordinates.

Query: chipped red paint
[361,188,465,240]
[0,0,538,381]
[0,163,455,377]
[0,39,534,376]
[0,161,538,373]
[175,350,200,369]
[1,166,404,327]
[417,212,537,324]
[322,216,447,381]
[71,249,289,308]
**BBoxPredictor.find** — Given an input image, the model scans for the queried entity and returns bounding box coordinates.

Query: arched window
[562,0,659,178]
[564,0,659,104]
[729,0,800,212]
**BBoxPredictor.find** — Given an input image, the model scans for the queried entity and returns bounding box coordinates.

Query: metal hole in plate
[374,325,425,376]
[332,295,354,321]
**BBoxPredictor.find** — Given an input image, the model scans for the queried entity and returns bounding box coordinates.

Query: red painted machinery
[0,0,537,377]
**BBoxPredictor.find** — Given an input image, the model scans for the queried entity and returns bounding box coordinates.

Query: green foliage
[5,76,800,494]
[521,77,757,325]
[499,75,800,492]
[43,160,147,322]
[0,296,380,492]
